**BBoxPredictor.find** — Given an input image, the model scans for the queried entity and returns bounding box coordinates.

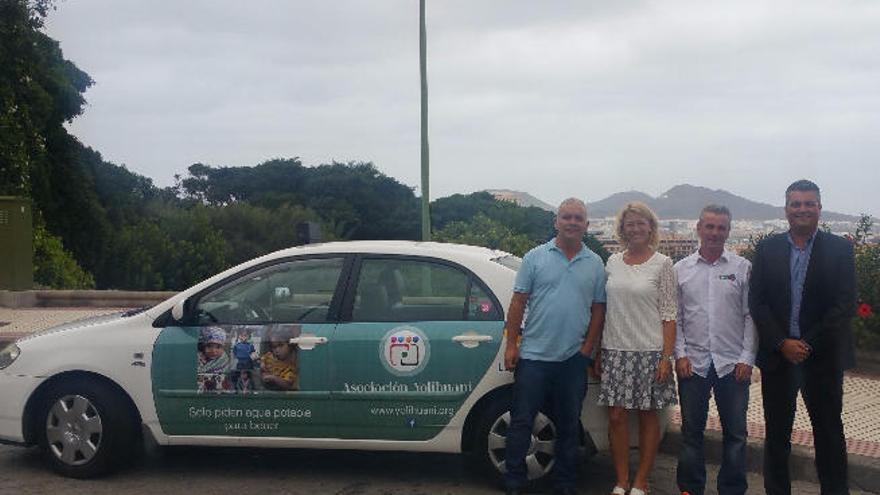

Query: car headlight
[0,343,20,370]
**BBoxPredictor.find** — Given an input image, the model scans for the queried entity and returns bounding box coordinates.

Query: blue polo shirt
[514,239,607,362]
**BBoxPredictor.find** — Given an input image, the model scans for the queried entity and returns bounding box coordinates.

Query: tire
[472,397,558,486]
[37,377,139,478]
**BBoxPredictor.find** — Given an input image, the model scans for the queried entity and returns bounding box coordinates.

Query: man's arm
[748,238,789,353]
[674,269,692,378]
[580,302,606,358]
[802,240,856,352]
[504,292,528,371]
[736,262,757,381]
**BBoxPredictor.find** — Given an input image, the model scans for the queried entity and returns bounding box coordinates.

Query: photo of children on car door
[196,323,301,393]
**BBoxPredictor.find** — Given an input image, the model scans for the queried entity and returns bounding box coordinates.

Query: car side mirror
[171,299,187,322]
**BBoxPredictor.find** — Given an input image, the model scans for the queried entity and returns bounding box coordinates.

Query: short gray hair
[700,204,732,222]
[557,197,588,216]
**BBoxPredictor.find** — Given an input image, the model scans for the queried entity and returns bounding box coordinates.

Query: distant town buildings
[590,216,878,260]
[484,188,879,250]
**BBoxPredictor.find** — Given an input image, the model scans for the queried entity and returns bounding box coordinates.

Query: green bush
[33,223,95,289]
[854,242,880,350]
[435,213,535,256]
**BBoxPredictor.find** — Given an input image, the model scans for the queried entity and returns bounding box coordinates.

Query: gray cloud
[47,0,880,215]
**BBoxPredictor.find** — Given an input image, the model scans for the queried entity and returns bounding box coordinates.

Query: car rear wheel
[38,378,139,478]
[473,399,558,485]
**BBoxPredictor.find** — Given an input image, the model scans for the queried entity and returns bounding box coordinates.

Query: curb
[660,423,880,492]
[0,332,28,344]
[0,289,176,308]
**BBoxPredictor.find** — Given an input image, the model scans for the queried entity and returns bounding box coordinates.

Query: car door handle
[452,332,493,348]
[290,334,328,350]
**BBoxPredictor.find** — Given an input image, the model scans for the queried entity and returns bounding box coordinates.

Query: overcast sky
[46,0,879,216]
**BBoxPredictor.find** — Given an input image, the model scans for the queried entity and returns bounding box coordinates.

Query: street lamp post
[419,0,430,241]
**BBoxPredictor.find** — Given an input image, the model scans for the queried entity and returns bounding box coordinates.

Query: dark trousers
[761,361,849,495]
[677,364,749,495]
[504,353,589,490]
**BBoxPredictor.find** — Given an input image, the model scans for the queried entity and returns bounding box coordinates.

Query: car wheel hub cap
[46,394,103,466]
[487,410,557,481]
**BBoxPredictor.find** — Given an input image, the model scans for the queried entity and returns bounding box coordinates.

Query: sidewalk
[662,369,880,491]
[0,307,122,341]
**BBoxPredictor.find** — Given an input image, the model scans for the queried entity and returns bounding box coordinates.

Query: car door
[152,255,349,438]
[330,255,504,440]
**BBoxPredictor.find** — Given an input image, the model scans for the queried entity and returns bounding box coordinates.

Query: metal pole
[419,0,431,241]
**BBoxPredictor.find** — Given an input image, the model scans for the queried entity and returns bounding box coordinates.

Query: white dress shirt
[674,250,756,378]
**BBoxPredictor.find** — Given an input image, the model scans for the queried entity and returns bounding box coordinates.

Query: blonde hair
[615,201,660,250]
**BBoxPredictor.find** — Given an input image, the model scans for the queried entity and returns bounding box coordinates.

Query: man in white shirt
[674,205,757,495]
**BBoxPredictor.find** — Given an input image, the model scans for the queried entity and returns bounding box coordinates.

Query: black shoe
[553,487,579,495]
[504,489,522,495]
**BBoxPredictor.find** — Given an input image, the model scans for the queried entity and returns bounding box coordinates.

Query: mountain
[485,189,556,211]
[587,190,655,217]
[588,184,858,221]
[489,185,858,221]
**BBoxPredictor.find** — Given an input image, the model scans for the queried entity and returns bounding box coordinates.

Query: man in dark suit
[749,179,856,495]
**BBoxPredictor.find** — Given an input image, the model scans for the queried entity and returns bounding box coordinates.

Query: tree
[855,213,874,245]
[435,214,534,256]
[176,159,421,240]
[0,0,119,287]
[739,231,775,263]
[33,221,95,289]
[205,202,318,265]
[431,192,555,244]
[0,0,92,197]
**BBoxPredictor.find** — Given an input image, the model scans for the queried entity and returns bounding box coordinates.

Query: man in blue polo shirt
[503,197,607,495]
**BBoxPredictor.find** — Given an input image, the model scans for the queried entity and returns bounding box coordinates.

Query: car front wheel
[38,377,139,478]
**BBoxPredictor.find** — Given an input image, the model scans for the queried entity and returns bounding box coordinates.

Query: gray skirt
[597,349,677,410]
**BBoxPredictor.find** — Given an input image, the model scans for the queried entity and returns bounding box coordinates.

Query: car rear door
[330,255,504,440]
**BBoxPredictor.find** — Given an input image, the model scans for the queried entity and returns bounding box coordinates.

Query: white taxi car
[0,241,664,481]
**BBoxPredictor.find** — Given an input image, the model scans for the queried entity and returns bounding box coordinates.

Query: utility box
[0,197,33,290]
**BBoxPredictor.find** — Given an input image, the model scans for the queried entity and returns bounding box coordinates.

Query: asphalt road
[1,442,871,495]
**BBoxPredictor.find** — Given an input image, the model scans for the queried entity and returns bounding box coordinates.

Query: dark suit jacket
[748,230,856,372]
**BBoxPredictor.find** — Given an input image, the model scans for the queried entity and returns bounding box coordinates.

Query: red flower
[858,303,873,318]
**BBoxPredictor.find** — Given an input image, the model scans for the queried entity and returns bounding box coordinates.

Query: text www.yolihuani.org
[369,404,456,417]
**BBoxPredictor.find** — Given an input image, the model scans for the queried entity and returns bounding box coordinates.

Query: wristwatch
[661,354,675,363]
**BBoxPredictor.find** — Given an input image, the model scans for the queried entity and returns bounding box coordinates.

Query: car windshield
[491,255,522,272]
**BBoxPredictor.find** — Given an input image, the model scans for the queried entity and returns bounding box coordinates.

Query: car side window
[467,282,503,321]
[352,258,471,322]
[195,257,344,325]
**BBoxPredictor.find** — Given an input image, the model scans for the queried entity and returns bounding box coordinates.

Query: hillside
[589,184,857,221]
[490,185,858,221]
[485,189,556,211]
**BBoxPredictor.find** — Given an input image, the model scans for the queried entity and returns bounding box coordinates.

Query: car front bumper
[0,372,42,444]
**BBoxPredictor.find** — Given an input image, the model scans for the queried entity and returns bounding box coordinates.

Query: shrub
[33,223,95,289]
[854,242,880,349]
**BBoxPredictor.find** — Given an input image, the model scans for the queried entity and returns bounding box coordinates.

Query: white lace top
[602,251,678,352]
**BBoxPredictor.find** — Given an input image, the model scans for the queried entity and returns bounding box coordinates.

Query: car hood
[15,309,143,344]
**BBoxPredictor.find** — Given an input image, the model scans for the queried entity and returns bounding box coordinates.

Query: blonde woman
[595,202,677,495]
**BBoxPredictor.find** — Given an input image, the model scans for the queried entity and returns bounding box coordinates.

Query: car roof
[274,240,512,262]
